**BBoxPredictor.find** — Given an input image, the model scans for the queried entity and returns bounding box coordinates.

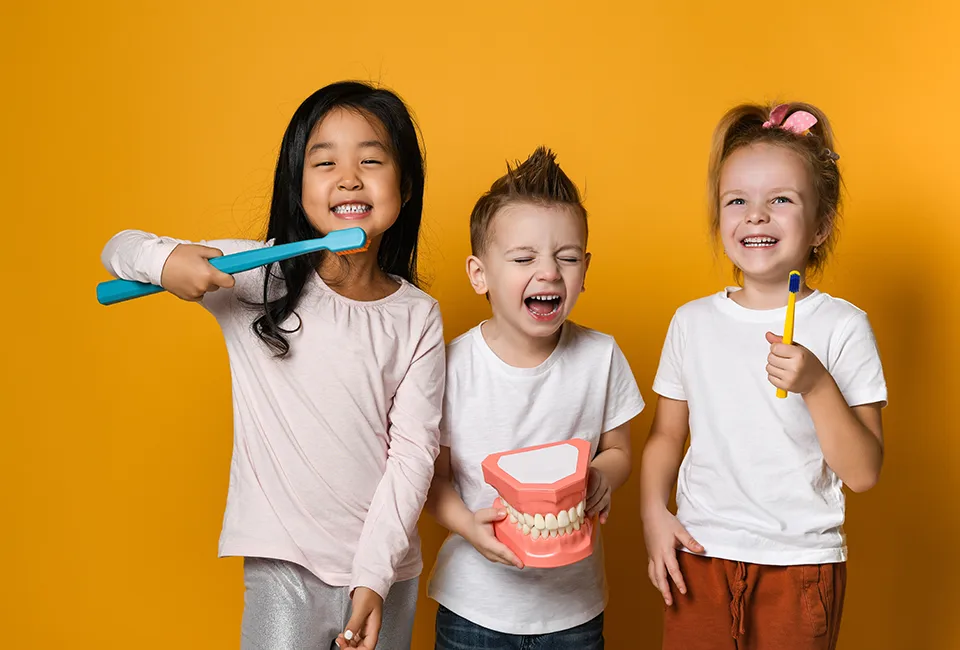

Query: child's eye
[773,196,793,204]
[513,258,534,264]
[313,161,335,167]
[558,257,580,263]
[361,159,383,165]
[725,198,745,206]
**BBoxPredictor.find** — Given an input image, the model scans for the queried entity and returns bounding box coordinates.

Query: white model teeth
[528,294,560,301]
[499,498,588,540]
[332,203,371,214]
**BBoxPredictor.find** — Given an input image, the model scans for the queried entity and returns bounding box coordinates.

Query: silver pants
[240,557,418,650]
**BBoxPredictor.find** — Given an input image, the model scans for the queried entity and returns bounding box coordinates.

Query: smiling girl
[101,81,444,649]
[639,102,888,650]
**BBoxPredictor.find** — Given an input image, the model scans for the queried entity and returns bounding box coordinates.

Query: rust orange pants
[662,552,846,650]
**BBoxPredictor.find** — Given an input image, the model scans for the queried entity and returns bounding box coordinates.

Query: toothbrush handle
[94,250,280,306]
[96,227,367,306]
[96,279,166,305]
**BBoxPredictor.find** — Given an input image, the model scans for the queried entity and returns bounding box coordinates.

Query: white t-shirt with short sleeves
[653,289,887,565]
[427,321,645,634]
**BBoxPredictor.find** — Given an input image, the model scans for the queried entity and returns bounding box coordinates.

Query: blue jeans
[435,604,604,649]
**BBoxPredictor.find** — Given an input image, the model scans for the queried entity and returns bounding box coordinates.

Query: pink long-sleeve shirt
[101,230,445,599]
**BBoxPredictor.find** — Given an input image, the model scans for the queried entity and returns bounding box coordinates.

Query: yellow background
[3,1,958,648]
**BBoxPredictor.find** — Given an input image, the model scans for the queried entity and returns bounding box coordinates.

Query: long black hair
[253,81,425,357]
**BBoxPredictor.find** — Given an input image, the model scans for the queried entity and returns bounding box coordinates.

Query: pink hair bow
[762,104,817,134]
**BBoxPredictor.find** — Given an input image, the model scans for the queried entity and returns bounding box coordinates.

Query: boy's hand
[642,506,704,606]
[765,332,829,396]
[586,466,612,523]
[160,243,235,301]
[464,508,524,569]
[335,587,382,648]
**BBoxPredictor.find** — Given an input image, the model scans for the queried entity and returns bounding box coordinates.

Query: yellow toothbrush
[777,270,802,399]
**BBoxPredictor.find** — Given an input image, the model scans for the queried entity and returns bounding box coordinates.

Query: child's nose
[537,261,562,281]
[337,174,362,191]
[745,205,770,224]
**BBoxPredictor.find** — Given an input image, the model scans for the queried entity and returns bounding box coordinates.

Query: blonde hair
[708,102,842,279]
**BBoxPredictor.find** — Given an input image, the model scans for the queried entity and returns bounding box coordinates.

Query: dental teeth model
[481,438,595,568]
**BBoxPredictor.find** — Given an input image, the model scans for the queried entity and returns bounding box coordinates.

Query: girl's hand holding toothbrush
[764,332,829,396]
[160,244,236,302]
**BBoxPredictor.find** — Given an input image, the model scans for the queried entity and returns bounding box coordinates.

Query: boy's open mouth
[524,294,562,321]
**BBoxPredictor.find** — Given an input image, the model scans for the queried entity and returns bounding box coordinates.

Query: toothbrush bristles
[335,242,370,256]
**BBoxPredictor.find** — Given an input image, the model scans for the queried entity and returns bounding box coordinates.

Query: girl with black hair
[102,81,444,649]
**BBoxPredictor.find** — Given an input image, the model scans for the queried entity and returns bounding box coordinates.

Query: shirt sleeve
[100,229,263,317]
[602,339,645,432]
[828,311,888,408]
[350,302,446,599]
[652,312,686,401]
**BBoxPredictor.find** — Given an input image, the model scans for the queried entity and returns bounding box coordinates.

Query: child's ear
[813,218,833,247]
[581,252,592,292]
[466,255,488,295]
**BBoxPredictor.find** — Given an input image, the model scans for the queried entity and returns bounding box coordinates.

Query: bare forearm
[804,376,883,492]
[640,434,685,515]
[426,477,475,537]
[591,447,632,492]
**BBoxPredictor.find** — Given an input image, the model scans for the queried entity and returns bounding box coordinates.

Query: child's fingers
[770,342,798,358]
[767,373,788,390]
[654,557,673,606]
[765,364,786,381]
[475,508,507,524]
[497,545,524,569]
[586,487,606,514]
[664,553,687,595]
[599,506,610,524]
[676,529,704,554]
[647,559,658,589]
[210,269,236,289]
[196,245,224,260]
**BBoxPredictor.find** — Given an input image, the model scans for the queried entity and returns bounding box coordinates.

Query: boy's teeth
[528,295,560,301]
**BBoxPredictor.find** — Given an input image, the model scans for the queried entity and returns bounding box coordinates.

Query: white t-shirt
[653,289,887,566]
[427,321,645,635]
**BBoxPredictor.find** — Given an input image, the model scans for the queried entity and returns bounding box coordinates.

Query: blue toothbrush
[97,227,368,306]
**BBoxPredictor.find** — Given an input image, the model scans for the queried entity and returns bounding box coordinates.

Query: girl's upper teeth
[743,236,776,242]
[530,295,560,301]
[333,204,370,214]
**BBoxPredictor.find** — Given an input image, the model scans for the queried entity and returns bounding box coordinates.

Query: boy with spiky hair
[426,147,644,646]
